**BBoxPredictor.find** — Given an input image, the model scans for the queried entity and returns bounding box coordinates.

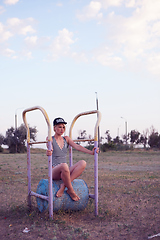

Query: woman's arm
[46,137,53,156]
[65,136,99,155]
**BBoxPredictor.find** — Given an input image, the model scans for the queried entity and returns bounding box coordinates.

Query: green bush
[100,142,115,152]
[100,142,131,152]
[0,146,4,153]
[85,145,94,151]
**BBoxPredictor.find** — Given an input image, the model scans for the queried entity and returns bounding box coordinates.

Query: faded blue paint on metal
[36,179,89,212]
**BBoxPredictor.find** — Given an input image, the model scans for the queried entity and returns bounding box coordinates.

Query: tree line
[0,124,37,153]
[78,126,160,151]
[0,124,160,153]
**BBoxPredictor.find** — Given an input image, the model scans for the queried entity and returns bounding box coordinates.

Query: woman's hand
[92,147,99,155]
[46,136,53,156]
[46,149,53,156]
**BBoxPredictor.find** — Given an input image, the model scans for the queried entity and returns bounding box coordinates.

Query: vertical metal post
[69,110,101,216]
[69,146,73,167]
[15,113,17,153]
[121,117,127,144]
[15,114,17,130]
[48,140,53,219]
[94,140,98,216]
[95,92,100,149]
[125,121,127,145]
[27,142,31,208]
[23,106,52,219]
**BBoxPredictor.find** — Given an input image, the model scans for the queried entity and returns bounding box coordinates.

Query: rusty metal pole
[94,140,98,215]
[27,142,31,208]
[69,110,101,216]
[23,106,53,219]
[95,92,100,149]
[69,146,73,167]
[48,140,53,219]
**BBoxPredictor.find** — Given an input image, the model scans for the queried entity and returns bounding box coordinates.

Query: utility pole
[121,117,127,144]
[15,107,24,129]
[95,92,100,149]
[15,107,24,152]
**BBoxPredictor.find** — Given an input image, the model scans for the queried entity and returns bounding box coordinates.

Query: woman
[46,117,99,201]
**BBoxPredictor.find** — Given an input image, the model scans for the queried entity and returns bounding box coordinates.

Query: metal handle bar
[22,106,53,219]
[22,106,52,143]
[69,110,101,141]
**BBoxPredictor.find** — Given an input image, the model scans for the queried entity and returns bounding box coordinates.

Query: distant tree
[0,134,4,146]
[138,129,148,148]
[88,134,94,145]
[77,130,87,140]
[105,130,112,143]
[0,134,4,152]
[113,136,123,144]
[100,136,104,143]
[4,124,37,153]
[148,127,160,148]
[76,130,87,144]
[130,130,140,145]
[122,133,129,144]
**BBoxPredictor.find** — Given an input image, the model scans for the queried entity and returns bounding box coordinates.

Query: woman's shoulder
[64,136,70,143]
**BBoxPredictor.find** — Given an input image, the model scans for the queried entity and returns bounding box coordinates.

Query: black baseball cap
[53,117,67,126]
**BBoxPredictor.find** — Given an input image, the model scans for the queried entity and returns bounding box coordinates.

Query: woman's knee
[61,163,70,172]
[80,160,86,169]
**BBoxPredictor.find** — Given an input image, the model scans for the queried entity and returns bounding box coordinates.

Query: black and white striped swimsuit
[52,136,68,167]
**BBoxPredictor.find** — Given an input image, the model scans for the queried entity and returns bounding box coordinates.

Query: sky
[1,0,160,148]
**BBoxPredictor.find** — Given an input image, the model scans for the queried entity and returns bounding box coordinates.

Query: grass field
[0,150,160,239]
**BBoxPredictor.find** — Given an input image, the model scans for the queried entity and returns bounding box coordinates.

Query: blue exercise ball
[36,179,89,212]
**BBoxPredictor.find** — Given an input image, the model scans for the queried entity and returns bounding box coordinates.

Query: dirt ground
[0,149,160,240]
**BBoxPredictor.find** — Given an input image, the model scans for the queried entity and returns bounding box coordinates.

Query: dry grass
[0,150,160,239]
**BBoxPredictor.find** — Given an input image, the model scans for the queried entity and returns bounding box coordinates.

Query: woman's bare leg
[70,160,86,181]
[52,160,86,201]
[52,163,80,201]
[59,160,86,199]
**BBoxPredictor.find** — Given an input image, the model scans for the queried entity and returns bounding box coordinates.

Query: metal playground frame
[22,106,101,219]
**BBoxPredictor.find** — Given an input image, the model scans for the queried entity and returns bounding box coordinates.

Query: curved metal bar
[69,110,101,216]
[22,106,53,219]
[69,110,101,141]
[22,106,52,142]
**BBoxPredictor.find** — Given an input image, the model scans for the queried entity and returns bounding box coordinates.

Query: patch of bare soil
[0,151,160,239]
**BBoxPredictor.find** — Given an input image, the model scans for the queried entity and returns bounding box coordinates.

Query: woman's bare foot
[67,189,80,201]
[56,183,80,201]
[56,183,65,197]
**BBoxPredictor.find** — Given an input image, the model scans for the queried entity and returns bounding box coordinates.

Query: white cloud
[0,22,13,42]
[147,54,160,76]
[21,50,32,59]
[125,0,136,8]
[151,21,160,37]
[97,0,160,76]
[75,0,160,76]
[76,0,138,22]
[0,47,17,58]
[7,18,36,35]
[24,36,38,46]
[49,28,75,60]
[0,17,36,59]
[20,25,35,35]
[138,0,160,22]
[77,1,102,21]
[72,52,88,63]
[56,2,63,7]
[4,0,19,5]
[4,48,15,57]
[94,46,123,68]
[0,5,5,14]
[100,0,124,8]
